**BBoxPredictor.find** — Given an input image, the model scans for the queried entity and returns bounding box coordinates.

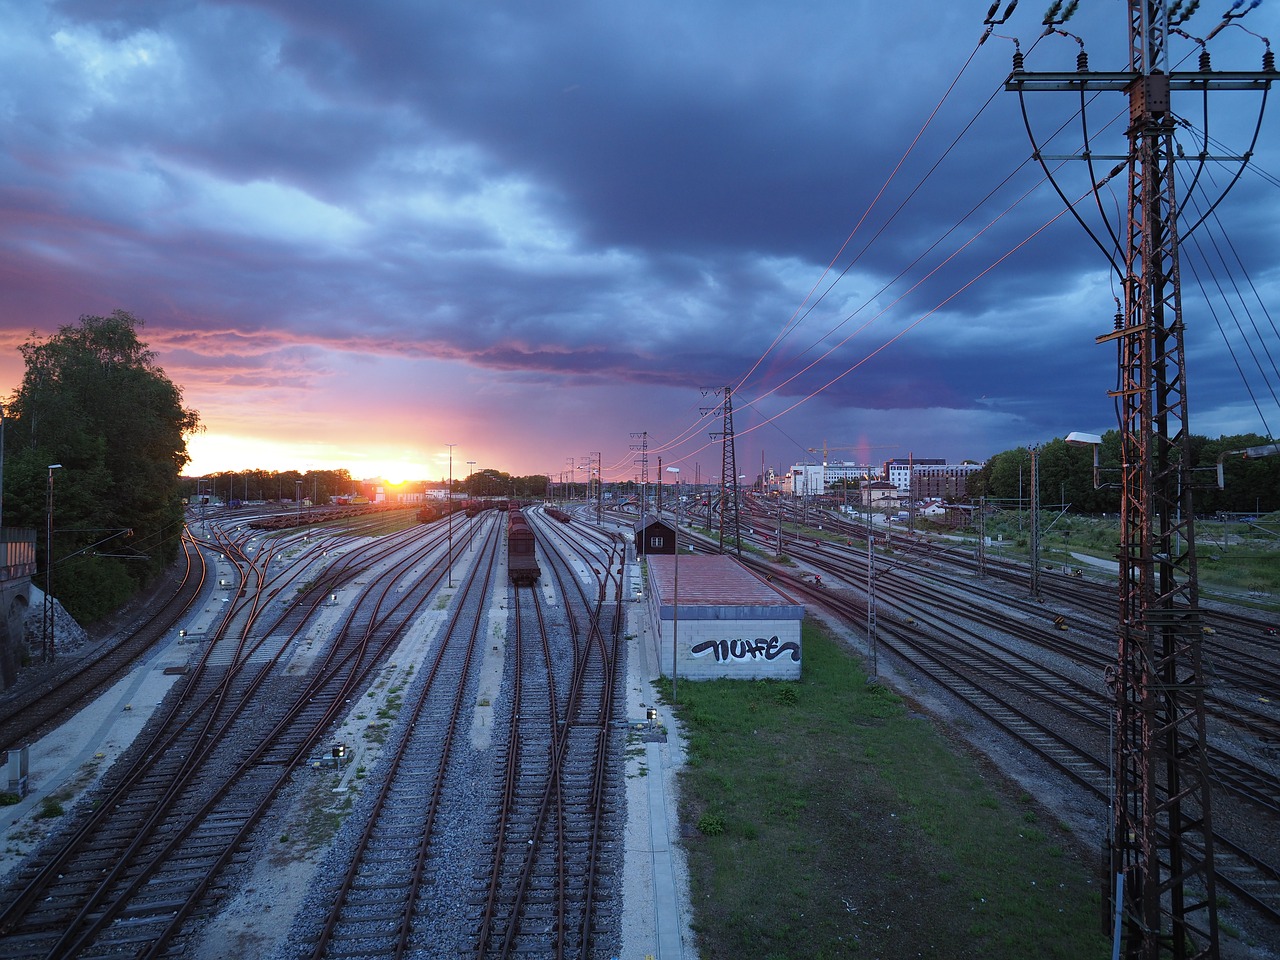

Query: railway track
[301,519,502,959]
[6,491,1271,955]
[0,533,209,749]
[0,513,476,958]
[471,507,625,958]
[733,524,1280,938]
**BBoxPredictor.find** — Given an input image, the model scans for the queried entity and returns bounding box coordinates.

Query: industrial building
[645,554,804,682]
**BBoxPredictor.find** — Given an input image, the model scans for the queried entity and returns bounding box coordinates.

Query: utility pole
[1005,3,1272,957]
[976,496,987,578]
[630,431,649,516]
[1029,446,1041,601]
[703,386,741,555]
[583,452,602,523]
[866,530,877,682]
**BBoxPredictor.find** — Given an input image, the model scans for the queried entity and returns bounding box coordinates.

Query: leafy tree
[4,311,200,623]
[464,468,511,497]
[969,427,1280,518]
[1193,434,1279,515]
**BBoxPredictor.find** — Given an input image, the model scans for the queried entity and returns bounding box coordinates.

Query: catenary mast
[1004,1,1273,956]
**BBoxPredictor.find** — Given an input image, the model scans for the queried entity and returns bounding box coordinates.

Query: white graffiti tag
[689,636,800,662]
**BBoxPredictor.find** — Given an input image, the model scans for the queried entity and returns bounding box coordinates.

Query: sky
[2,1,1278,486]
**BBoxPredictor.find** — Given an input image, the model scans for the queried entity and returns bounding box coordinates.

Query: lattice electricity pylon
[630,431,649,512]
[579,452,602,523]
[1005,3,1273,957]
[703,386,741,555]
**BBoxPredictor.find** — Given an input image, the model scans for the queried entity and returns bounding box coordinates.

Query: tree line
[180,467,553,504]
[967,432,1279,515]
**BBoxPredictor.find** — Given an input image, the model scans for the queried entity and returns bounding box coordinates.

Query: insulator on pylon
[1199,49,1211,72]
[1114,312,1123,331]
[1076,50,1088,72]
[1264,49,1275,73]
[1012,50,1025,73]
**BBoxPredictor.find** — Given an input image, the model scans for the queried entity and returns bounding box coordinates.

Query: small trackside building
[645,554,804,681]
[633,514,676,556]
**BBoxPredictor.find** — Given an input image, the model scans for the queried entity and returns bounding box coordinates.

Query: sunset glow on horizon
[3,4,1276,484]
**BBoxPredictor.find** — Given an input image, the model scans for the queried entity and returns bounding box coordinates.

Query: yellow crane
[806,441,898,470]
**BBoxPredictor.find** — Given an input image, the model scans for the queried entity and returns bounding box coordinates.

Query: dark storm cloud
[1,0,1276,474]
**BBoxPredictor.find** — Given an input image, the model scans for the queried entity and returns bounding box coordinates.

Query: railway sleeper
[326,918,403,941]
[341,885,411,906]
[1214,856,1280,914]
[346,875,419,896]
[0,930,61,959]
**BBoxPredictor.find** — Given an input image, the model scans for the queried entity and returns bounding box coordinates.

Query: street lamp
[666,466,681,703]
[44,463,62,661]
[1065,432,1103,489]
[445,443,456,587]
[0,404,6,530]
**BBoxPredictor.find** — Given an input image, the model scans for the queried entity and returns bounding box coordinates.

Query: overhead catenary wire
[1176,165,1280,439]
[735,33,999,398]
[726,160,1069,426]
[641,30,1049,475]
[630,7,1271,483]
[722,186,1090,449]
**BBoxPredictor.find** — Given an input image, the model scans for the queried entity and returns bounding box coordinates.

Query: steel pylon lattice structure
[704,386,741,555]
[1006,2,1273,956]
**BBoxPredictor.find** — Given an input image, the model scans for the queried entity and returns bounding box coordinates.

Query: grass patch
[34,797,64,819]
[935,511,1280,608]
[668,618,1107,960]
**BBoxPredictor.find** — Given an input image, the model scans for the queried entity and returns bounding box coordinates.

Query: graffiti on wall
[690,635,800,663]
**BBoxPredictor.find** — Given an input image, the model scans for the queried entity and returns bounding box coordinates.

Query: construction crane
[806,441,898,468]
[799,443,899,509]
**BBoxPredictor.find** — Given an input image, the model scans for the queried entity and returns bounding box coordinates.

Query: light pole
[1029,445,1041,601]
[867,524,877,682]
[44,463,62,662]
[445,443,456,587]
[0,404,6,531]
[445,444,457,586]
[666,466,681,703]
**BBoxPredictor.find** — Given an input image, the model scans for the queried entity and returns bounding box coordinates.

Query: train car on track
[545,507,572,523]
[507,509,541,586]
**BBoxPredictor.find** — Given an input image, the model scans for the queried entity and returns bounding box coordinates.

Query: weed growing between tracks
[665,618,1108,960]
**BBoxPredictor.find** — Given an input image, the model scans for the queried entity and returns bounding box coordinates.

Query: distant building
[784,460,879,497]
[861,481,900,510]
[785,464,824,497]
[911,463,984,501]
[884,458,946,493]
[877,459,983,501]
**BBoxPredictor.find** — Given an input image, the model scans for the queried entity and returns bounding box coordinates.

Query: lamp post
[1028,445,1041,601]
[44,463,62,662]
[666,466,681,703]
[445,443,456,588]
[0,404,6,531]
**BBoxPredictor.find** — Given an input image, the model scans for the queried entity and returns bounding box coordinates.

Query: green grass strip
[665,618,1109,960]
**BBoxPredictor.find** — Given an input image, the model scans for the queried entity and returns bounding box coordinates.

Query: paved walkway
[621,538,693,960]
[1071,551,1120,573]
